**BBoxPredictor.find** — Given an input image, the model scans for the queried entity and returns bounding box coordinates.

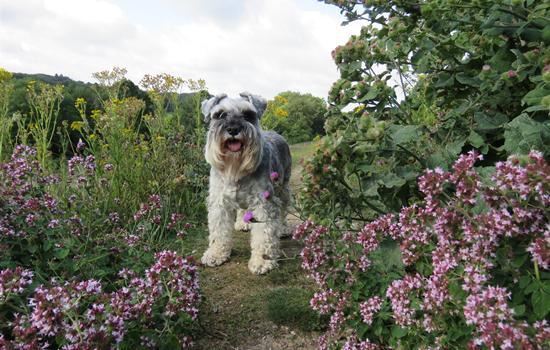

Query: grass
[267,287,327,332]
[289,141,317,169]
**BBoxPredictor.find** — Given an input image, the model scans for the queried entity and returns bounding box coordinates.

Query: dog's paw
[201,247,230,267]
[248,255,278,275]
[234,220,251,232]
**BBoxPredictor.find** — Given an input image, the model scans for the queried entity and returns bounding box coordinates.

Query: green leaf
[522,85,550,106]
[504,114,549,155]
[468,130,485,148]
[519,275,532,289]
[364,86,381,100]
[474,112,508,131]
[391,326,408,338]
[434,73,455,88]
[514,304,526,317]
[381,173,406,188]
[55,248,70,259]
[446,139,465,156]
[456,72,481,87]
[390,125,420,145]
[532,289,550,319]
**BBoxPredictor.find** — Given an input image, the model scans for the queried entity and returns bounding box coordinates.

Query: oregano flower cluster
[295,151,549,349]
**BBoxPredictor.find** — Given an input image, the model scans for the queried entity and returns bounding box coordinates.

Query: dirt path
[192,142,319,350]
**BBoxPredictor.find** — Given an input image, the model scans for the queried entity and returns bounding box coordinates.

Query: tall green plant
[0,68,14,161]
[25,81,64,168]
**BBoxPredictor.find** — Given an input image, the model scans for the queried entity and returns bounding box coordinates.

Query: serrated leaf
[474,112,508,131]
[504,114,549,155]
[446,139,465,156]
[435,73,455,88]
[381,173,406,188]
[391,125,420,145]
[468,130,485,148]
[456,72,481,87]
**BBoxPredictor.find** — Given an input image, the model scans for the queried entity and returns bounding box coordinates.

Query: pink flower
[261,191,271,200]
[270,171,279,181]
[507,70,517,78]
[243,211,254,223]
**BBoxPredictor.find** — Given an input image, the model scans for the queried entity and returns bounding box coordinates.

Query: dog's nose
[226,125,242,136]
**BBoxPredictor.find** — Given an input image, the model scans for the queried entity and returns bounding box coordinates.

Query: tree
[261,91,327,144]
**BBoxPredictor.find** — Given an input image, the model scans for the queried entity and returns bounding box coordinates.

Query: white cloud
[0,0,362,99]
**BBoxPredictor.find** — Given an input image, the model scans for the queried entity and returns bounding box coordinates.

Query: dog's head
[202,92,267,179]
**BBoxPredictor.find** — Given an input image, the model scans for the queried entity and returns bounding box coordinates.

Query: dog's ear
[239,92,267,118]
[201,93,227,123]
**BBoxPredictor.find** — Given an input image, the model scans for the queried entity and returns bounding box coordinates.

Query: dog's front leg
[248,203,280,274]
[202,198,236,267]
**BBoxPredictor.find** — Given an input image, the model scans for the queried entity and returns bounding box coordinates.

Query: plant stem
[534,260,540,281]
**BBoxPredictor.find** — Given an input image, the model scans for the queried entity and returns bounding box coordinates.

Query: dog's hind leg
[277,184,292,238]
[201,197,236,267]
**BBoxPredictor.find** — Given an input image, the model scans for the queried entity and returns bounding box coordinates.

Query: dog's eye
[214,111,227,120]
[242,110,256,122]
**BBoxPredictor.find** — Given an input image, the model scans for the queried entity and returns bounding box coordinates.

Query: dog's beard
[205,124,263,181]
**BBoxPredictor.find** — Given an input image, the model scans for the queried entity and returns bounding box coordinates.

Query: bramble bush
[294,151,549,349]
[0,67,210,348]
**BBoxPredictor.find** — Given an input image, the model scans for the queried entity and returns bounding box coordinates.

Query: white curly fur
[200,93,291,274]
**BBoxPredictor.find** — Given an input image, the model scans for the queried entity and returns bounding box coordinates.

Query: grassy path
[191,141,320,349]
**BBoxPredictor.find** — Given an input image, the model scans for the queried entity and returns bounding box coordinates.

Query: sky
[0,0,363,99]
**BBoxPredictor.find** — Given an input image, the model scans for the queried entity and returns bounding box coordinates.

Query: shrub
[294,151,549,349]
[299,0,550,224]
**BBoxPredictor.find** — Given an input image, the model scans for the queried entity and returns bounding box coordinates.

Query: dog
[200,92,291,274]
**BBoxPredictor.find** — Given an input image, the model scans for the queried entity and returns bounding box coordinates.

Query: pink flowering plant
[1,251,199,349]
[0,146,202,348]
[294,151,549,349]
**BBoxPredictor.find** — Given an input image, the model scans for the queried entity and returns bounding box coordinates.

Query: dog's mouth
[225,139,244,152]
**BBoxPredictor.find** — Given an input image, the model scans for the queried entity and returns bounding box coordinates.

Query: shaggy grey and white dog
[201,92,292,274]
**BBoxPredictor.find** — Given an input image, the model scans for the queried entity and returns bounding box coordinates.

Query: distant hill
[12,72,84,85]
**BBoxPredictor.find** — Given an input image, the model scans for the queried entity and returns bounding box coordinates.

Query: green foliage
[300,0,550,224]
[261,91,327,144]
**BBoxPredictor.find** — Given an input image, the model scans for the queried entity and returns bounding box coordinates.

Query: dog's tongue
[227,140,243,152]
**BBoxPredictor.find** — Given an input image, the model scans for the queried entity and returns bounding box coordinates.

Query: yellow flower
[275,96,288,104]
[91,110,102,120]
[70,121,85,131]
[275,107,289,118]
[354,104,365,113]
[89,134,97,141]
